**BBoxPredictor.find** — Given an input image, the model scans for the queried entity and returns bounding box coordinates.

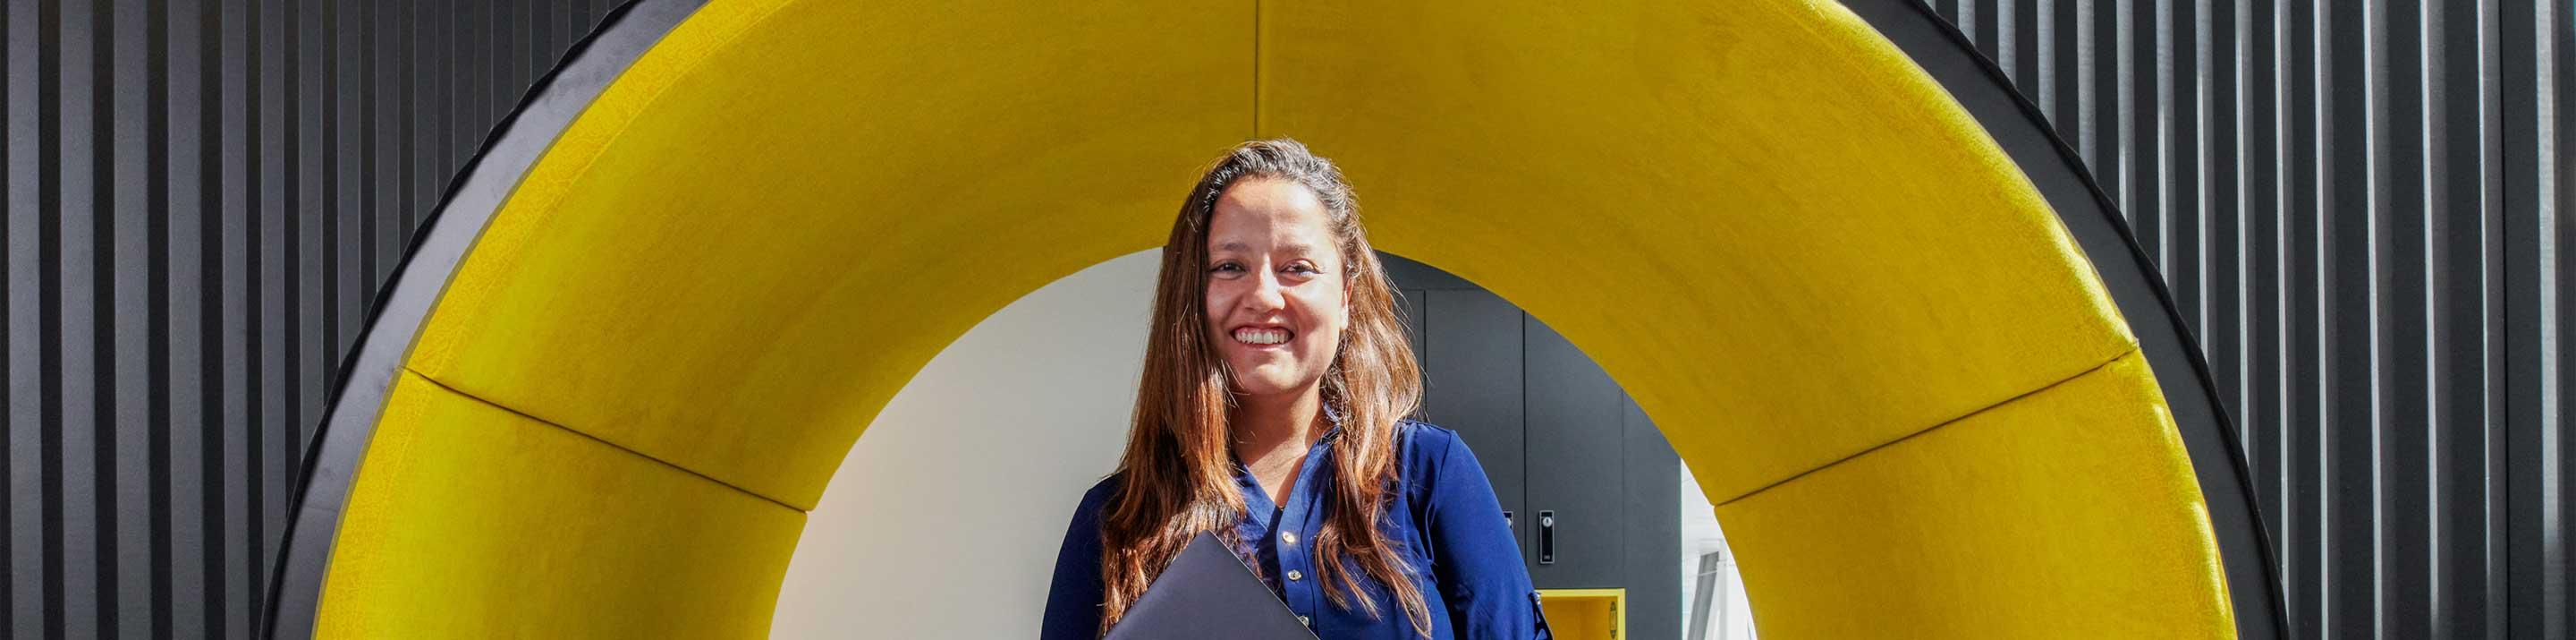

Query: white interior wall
[1681,465,1758,640]
[769,249,1157,638]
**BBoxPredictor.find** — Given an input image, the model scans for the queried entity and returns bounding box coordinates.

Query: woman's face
[1204,177,1350,403]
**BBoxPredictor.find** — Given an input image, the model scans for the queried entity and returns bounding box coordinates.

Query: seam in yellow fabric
[1716,346,2143,508]
[404,367,808,513]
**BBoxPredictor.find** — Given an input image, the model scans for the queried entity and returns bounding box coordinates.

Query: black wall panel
[3,1,618,636]
[1928,0,2571,636]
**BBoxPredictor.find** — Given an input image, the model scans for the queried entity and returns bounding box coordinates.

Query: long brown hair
[1097,139,1432,637]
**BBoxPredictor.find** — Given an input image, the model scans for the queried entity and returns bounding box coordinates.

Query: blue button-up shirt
[1042,417,1554,639]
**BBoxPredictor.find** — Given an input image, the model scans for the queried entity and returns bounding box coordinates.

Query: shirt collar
[1230,402,1348,476]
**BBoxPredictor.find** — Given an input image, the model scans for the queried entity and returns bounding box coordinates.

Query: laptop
[1104,531,1321,640]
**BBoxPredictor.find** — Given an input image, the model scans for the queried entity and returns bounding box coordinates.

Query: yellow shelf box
[1538,588,1625,640]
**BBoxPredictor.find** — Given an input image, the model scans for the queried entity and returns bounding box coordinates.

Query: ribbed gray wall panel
[2,1,619,637]
[1,0,2567,639]
[1929,0,2571,637]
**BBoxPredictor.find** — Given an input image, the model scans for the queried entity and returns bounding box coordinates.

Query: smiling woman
[1046,140,1551,639]
[1204,176,1352,409]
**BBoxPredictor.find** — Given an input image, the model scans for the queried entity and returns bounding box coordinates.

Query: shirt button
[1298,615,1311,626]
[1281,531,1298,545]
[1285,569,1303,581]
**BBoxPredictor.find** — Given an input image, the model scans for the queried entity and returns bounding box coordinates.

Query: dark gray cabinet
[1523,318,1631,586]
[1423,288,1530,538]
[1382,253,1682,640]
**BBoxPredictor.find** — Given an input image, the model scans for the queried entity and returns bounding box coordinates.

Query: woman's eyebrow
[1215,241,1318,256]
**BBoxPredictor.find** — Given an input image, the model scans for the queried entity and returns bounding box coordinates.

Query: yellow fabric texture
[317,0,2241,637]
[1715,352,2233,637]
[1257,0,2133,504]
[405,0,1253,508]
[318,371,806,638]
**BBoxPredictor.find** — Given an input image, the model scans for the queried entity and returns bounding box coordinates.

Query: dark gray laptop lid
[1103,531,1320,640]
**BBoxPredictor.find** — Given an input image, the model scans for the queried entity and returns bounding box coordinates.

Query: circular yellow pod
[277,0,2264,637]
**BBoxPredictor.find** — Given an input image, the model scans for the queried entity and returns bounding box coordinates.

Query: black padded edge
[259,1,711,636]
[1835,1,2291,637]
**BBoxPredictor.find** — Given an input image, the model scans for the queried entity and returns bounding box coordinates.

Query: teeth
[1233,328,1292,346]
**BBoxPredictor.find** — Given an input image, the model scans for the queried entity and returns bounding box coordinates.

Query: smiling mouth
[1232,327,1294,347]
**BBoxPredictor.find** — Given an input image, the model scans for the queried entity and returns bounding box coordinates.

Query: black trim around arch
[264,1,2292,637]
[1837,1,2291,637]
[258,1,712,636]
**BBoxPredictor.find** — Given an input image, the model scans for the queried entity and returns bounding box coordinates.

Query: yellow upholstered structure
[1716,353,2230,636]
[317,372,805,637]
[314,0,2238,637]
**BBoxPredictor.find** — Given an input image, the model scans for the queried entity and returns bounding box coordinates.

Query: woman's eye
[1287,264,1322,276]
[1210,262,1242,274]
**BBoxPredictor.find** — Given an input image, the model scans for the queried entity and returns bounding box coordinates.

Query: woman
[1040,140,1553,639]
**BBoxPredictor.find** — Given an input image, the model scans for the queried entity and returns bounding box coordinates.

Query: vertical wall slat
[2097,0,2125,209]
[2469,0,2513,634]
[287,0,314,544]
[393,0,413,256]
[2141,0,2168,253]
[2241,0,2289,625]
[360,0,381,314]
[2380,0,2436,634]
[2429,0,2504,635]
[1978,0,1998,61]
[2291,0,2329,634]
[457,0,472,180]
[2329,0,2381,635]
[62,3,105,636]
[532,0,554,91]
[107,3,152,633]
[2555,4,2574,636]
[320,0,345,426]
[210,1,249,636]
[2053,0,2080,144]
[2206,0,2241,440]
[2545,0,2573,597]
[158,1,201,636]
[2019,0,2044,108]
[250,0,284,631]
[4,0,38,636]
[285,1,318,613]
[33,3,63,636]
[2172,0,2205,335]
[331,0,357,375]
[571,0,595,66]
[493,0,513,128]
[0,0,11,627]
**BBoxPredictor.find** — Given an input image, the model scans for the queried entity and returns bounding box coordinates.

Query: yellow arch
[313,0,2235,636]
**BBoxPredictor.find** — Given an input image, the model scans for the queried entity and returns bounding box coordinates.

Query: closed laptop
[1104,531,1319,640]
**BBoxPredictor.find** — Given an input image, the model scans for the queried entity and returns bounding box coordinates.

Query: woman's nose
[1246,270,1289,311]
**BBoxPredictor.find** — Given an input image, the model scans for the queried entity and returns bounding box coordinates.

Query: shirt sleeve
[1039,479,1116,640]
[1423,432,1555,640]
